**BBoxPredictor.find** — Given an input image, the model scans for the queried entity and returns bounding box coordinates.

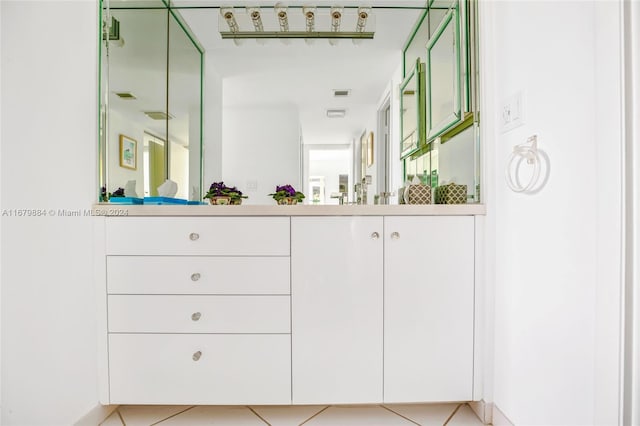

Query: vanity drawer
[108,295,290,333]
[107,256,290,295]
[109,333,291,404]
[105,217,290,255]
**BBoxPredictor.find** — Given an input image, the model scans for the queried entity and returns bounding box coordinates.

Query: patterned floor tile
[250,405,329,426]
[155,406,267,425]
[446,404,484,426]
[99,410,124,426]
[118,405,193,425]
[303,405,416,425]
[384,403,461,425]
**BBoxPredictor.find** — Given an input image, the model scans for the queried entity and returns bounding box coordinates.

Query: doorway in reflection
[305,146,351,205]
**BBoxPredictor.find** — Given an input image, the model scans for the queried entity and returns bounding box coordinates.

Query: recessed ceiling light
[143,111,174,120]
[114,91,137,100]
[326,109,346,118]
[333,89,351,97]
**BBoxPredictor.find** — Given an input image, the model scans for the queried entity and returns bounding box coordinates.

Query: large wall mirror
[99,0,203,201]
[99,0,478,205]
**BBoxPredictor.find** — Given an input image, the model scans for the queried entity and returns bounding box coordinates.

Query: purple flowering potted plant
[204,182,248,205]
[269,184,305,205]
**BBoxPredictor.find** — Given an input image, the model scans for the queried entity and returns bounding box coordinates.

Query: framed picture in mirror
[119,134,137,170]
[367,132,374,167]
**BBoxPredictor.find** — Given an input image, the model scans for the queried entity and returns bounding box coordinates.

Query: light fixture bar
[221,31,374,39]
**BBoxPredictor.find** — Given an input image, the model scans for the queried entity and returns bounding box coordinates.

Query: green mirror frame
[98,0,204,201]
[425,6,462,141]
[400,59,426,159]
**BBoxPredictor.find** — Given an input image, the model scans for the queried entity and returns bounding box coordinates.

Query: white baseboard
[492,403,515,426]
[73,404,119,426]
[468,400,492,425]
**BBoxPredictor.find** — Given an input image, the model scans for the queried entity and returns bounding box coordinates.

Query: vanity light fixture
[329,6,343,46]
[247,7,264,32]
[303,6,316,45]
[275,2,291,44]
[221,7,244,46]
[275,3,289,32]
[218,4,374,43]
[247,7,267,44]
[353,6,371,45]
[221,7,239,33]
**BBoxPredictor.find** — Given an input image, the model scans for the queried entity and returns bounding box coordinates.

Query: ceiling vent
[333,89,351,97]
[326,109,346,118]
[114,92,137,100]
[143,111,174,120]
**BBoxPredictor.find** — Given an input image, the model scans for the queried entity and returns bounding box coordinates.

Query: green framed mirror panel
[99,0,203,201]
[400,60,426,159]
[425,7,462,142]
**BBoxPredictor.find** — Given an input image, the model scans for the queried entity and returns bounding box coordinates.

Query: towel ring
[505,135,542,193]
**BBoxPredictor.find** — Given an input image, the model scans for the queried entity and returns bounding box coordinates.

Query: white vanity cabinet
[291,217,384,404]
[96,210,479,406]
[290,215,474,404]
[383,216,474,402]
[100,216,292,405]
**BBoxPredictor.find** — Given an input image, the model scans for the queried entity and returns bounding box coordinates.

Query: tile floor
[100,402,485,426]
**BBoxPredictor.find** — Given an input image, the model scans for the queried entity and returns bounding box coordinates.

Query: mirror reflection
[100,3,202,201]
[101,0,479,205]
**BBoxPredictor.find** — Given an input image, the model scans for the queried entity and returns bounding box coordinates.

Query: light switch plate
[500,91,525,133]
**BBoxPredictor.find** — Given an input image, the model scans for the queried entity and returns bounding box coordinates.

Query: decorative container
[209,196,231,205]
[277,198,298,205]
[404,184,432,204]
[434,183,468,204]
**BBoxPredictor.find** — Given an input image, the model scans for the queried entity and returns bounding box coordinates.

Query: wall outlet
[501,91,525,133]
[246,180,258,192]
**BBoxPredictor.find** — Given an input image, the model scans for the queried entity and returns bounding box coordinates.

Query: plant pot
[230,198,243,205]
[209,196,231,205]
[276,197,298,205]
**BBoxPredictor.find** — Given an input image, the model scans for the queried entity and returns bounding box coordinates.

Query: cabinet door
[291,217,383,404]
[384,216,474,402]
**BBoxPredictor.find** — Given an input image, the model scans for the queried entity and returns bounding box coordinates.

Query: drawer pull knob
[191,273,201,282]
[189,232,200,241]
[371,232,380,240]
[192,351,202,361]
[191,312,202,321]
[391,231,400,240]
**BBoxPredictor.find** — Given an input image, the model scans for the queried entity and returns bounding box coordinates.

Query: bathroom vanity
[94,205,484,405]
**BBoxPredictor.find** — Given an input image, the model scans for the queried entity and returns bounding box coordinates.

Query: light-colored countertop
[93,203,486,216]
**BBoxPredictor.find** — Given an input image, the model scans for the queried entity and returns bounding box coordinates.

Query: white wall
[480,1,623,424]
[1,1,100,425]
[222,105,300,205]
